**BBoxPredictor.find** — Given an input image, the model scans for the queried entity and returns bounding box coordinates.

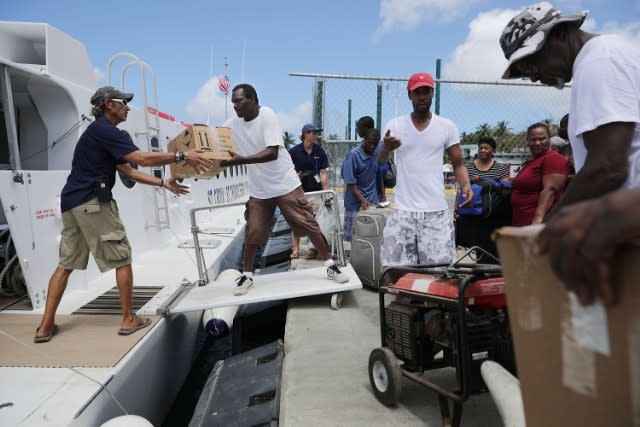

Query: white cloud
[93,67,104,85]
[276,100,312,137]
[444,8,640,83]
[443,7,518,82]
[440,7,640,123]
[186,81,311,138]
[185,76,231,125]
[598,20,640,44]
[374,0,479,37]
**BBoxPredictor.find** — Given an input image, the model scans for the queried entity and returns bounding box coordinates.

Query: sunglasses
[110,98,128,107]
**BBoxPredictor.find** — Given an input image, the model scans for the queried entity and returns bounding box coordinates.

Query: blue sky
[4,0,639,137]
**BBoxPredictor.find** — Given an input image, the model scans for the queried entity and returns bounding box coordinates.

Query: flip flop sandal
[34,324,59,343]
[118,317,152,336]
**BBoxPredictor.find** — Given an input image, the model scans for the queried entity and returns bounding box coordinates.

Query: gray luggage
[350,207,392,288]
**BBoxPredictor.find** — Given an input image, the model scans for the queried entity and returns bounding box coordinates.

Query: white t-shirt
[225,106,300,199]
[383,114,460,211]
[570,34,640,188]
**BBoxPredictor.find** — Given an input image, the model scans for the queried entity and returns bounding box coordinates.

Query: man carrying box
[222,83,349,296]
[499,2,640,305]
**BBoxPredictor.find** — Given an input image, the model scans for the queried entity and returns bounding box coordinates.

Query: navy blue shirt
[288,143,329,192]
[60,116,139,212]
[342,143,381,210]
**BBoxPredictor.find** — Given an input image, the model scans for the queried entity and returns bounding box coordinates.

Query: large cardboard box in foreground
[495,226,640,427]
[167,125,235,179]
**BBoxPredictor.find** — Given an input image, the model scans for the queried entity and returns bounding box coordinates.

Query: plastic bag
[315,201,337,250]
[383,158,396,188]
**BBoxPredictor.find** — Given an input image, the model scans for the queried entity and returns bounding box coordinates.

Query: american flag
[218,76,229,95]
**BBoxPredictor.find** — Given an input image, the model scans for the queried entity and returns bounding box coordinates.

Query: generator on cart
[368,250,516,426]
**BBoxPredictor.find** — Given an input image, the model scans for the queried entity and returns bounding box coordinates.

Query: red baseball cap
[407,72,435,91]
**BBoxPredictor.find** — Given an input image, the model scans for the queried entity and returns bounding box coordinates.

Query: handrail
[106,52,167,230]
[299,189,346,267]
[190,201,247,286]
[189,189,347,286]
[0,64,22,175]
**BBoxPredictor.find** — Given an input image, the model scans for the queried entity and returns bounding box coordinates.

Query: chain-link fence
[292,73,571,187]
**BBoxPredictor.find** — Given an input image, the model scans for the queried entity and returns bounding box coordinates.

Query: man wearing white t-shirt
[378,72,473,272]
[499,2,640,306]
[222,84,348,295]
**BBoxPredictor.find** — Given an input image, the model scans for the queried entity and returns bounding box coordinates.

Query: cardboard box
[495,226,640,427]
[167,125,235,179]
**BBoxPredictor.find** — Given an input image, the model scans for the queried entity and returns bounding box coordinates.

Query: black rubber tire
[368,347,402,406]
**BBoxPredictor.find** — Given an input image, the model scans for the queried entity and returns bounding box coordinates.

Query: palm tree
[494,120,511,138]
[476,123,491,136]
[282,131,296,150]
[494,120,511,153]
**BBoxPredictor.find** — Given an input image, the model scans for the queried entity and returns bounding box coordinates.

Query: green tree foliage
[459,120,557,154]
[282,131,296,150]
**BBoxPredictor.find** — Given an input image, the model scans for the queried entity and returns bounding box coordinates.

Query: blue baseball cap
[301,123,322,133]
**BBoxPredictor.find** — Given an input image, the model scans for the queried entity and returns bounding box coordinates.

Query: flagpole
[241,40,246,82]
[224,57,228,120]
[207,45,213,126]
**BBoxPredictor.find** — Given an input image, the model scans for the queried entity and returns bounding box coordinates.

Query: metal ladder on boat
[106,53,170,231]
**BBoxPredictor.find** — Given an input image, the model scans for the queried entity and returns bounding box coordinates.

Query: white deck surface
[0,366,113,426]
[168,265,361,314]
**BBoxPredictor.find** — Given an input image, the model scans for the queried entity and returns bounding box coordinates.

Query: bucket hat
[500,2,587,79]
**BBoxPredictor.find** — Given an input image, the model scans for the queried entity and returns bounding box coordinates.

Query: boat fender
[480,360,525,427]
[202,269,241,337]
[100,415,153,427]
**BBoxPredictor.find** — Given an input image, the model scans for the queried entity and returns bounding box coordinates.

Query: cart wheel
[368,347,402,405]
[330,293,343,310]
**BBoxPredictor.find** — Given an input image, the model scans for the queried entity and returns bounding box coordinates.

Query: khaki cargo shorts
[59,198,132,273]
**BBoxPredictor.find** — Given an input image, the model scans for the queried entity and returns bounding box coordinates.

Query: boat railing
[0,64,23,182]
[106,52,169,231]
[189,189,346,286]
[190,201,247,286]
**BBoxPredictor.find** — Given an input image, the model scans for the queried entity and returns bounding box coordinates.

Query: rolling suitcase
[350,207,392,288]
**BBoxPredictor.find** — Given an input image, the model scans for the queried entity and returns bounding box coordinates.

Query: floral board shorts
[380,209,455,267]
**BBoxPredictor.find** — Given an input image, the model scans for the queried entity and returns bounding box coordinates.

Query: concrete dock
[278,190,503,426]
[279,259,503,426]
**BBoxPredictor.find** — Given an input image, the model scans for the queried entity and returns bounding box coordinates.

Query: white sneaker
[327,264,349,284]
[233,275,254,296]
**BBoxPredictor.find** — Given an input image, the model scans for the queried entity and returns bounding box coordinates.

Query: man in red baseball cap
[377,72,473,277]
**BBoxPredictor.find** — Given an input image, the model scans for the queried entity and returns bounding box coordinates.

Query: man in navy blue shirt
[287,123,330,258]
[342,128,381,241]
[35,86,212,343]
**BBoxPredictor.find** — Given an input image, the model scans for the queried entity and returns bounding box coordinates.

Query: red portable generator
[369,262,516,426]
